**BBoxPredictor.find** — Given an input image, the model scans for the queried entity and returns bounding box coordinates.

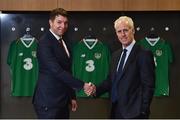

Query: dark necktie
[58,38,70,58]
[111,49,127,103]
[116,49,127,76]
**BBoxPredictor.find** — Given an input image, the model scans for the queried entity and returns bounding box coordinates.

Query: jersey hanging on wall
[7,37,38,96]
[72,38,111,98]
[137,37,173,96]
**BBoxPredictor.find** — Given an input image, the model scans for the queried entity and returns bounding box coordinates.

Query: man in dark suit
[86,16,155,119]
[32,8,91,119]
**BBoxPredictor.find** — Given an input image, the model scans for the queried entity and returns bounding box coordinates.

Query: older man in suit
[32,8,91,119]
[87,16,155,119]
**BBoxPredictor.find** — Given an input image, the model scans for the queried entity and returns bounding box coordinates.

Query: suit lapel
[112,49,123,73]
[116,44,140,80]
[48,31,70,59]
[111,49,123,81]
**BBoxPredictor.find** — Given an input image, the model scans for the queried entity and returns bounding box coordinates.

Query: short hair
[114,16,134,30]
[49,8,68,21]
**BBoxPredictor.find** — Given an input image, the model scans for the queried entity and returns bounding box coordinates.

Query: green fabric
[137,37,173,96]
[7,38,38,96]
[72,39,111,98]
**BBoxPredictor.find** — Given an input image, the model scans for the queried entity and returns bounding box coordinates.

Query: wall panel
[124,0,157,11]
[58,0,72,11]
[0,0,57,11]
[157,0,180,10]
[101,0,124,11]
[1,0,180,11]
[58,0,102,11]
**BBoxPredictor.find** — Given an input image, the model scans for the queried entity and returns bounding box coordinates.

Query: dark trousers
[34,104,69,119]
[110,102,149,119]
[110,101,123,119]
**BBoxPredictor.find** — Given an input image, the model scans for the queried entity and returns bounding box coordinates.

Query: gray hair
[114,16,134,30]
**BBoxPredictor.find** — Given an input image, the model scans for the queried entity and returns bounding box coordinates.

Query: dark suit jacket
[32,31,84,108]
[96,43,155,118]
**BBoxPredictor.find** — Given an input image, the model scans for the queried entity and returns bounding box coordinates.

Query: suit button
[45,107,48,111]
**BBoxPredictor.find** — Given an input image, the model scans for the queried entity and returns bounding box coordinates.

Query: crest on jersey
[32,51,37,57]
[94,52,101,59]
[156,49,162,56]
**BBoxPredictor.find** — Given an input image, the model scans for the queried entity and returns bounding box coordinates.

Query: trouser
[110,101,123,119]
[110,101,149,119]
[34,104,69,119]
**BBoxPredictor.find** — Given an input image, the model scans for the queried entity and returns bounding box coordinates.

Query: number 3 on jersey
[85,60,95,72]
[23,58,33,70]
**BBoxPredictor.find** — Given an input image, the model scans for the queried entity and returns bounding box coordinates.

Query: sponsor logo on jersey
[81,54,86,58]
[19,53,23,56]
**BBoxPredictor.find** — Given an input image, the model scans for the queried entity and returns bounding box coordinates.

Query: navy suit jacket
[96,43,155,118]
[32,31,84,108]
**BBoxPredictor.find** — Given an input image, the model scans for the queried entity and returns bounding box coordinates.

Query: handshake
[83,82,96,96]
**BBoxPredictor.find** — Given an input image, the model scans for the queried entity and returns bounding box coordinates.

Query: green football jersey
[7,38,38,96]
[72,39,111,98]
[137,37,173,96]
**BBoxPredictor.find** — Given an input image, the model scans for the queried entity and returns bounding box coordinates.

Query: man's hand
[84,82,96,96]
[71,99,78,112]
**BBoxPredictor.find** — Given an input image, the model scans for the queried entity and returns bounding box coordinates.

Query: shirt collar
[122,40,136,52]
[49,29,61,41]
